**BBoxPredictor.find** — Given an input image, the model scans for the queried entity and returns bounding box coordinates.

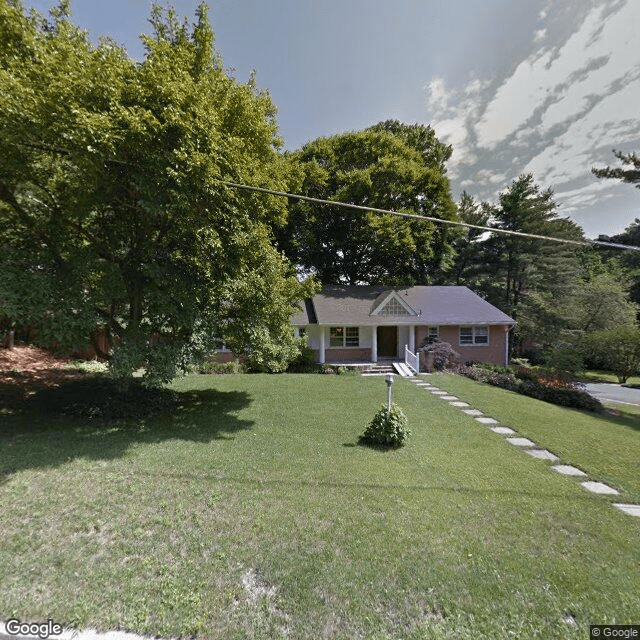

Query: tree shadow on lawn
[0,380,254,480]
[598,405,640,433]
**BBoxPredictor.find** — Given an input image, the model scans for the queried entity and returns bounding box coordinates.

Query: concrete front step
[361,364,396,375]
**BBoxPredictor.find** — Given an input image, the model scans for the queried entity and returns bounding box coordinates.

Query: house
[291,285,516,367]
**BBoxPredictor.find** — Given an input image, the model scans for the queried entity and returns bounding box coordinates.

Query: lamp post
[385,373,394,413]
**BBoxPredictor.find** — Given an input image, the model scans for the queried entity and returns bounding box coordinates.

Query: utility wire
[219,180,640,252]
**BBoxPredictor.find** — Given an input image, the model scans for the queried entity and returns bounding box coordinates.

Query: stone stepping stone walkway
[490,426,515,435]
[581,481,619,495]
[506,437,536,447]
[552,465,586,476]
[525,449,558,461]
[614,503,640,517]
[406,377,639,518]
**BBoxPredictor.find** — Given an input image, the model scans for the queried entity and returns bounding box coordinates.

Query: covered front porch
[302,324,418,364]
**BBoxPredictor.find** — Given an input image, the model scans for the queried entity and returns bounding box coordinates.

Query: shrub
[359,403,410,449]
[337,366,360,376]
[543,344,583,377]
[582,326,640,383]
[457,365,602,412]
[60,359,109,374]
[196,358,246,374]
[421,341,461,370]
[518,381,602,411]
[287,344,321,373]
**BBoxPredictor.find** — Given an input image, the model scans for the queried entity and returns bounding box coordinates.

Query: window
[459,326,489,346]
[379,297,409,315]
[427,326,439,344]
[329,326,359,347]
[329,327,344,347]
[296,327,306,339]
[345,327,359,346]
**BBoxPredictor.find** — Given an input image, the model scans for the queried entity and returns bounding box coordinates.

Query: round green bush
[359,403,411,449]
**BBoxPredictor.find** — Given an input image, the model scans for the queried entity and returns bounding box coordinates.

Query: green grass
[431,373,640,500]
[579,369,640,386]
[1,373,639,639]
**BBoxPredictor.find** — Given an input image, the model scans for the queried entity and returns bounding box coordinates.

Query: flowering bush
[420,340,461,370]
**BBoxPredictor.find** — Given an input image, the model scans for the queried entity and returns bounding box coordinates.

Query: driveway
[584,382,640,406]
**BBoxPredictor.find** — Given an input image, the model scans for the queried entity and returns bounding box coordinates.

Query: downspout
[505,325,510,366]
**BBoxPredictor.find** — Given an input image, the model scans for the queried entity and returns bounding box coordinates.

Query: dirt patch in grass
[0,345,84,407]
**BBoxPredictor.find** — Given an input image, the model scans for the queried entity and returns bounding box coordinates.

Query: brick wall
[323,347,372,362]
[416,325,509,366]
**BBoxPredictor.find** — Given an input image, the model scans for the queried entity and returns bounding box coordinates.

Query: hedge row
[458,364,603,412]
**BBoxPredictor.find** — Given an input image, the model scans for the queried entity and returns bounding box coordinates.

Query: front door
[377,326,397,358]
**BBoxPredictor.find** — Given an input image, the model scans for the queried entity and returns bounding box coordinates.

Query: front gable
[370,291,418,317]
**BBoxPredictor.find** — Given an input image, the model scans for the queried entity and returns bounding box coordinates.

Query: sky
[26,0,640,239]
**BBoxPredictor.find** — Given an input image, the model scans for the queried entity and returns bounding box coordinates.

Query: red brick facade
[416,325,508,366]
[315,347,372,362]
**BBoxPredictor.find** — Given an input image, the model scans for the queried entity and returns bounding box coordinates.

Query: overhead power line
[219,180,640,252]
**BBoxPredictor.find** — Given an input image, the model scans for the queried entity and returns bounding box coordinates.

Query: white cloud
[555,181,615,211]
[427,77,487,177]
[533,29,547,43]
[474,2,626,149]
[424,0,640,236]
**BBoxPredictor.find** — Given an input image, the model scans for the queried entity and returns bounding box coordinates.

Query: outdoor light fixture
[385,373,394,413]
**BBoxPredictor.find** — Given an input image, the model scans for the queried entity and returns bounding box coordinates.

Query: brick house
[290,285,515,367]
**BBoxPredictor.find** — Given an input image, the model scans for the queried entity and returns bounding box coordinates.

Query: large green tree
[448,191,492,288]
[0,0,313,383]
[276,121,458,285]
[473,174,585,351]
[582,326,640,383]
[595,219,640,318]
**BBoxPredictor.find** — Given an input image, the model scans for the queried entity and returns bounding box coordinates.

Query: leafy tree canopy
[582,326,640,383]
[276,121,458,286]
[0,0,315,384]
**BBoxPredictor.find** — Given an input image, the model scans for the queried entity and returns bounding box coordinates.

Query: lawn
[1,373,639,639]
[579,369,640,386]
[431,373,640,501]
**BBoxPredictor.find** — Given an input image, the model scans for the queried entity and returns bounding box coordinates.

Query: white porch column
[319,327,325,364]
[371,326,377,363]
[409,325,415,352]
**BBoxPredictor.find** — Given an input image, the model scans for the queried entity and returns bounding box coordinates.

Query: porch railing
[405,345,419,374]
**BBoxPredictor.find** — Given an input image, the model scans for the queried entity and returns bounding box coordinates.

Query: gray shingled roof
[291,285,515,326]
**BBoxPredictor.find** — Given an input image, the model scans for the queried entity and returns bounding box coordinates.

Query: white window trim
[458,325,490,347]
[328,326,361,348]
